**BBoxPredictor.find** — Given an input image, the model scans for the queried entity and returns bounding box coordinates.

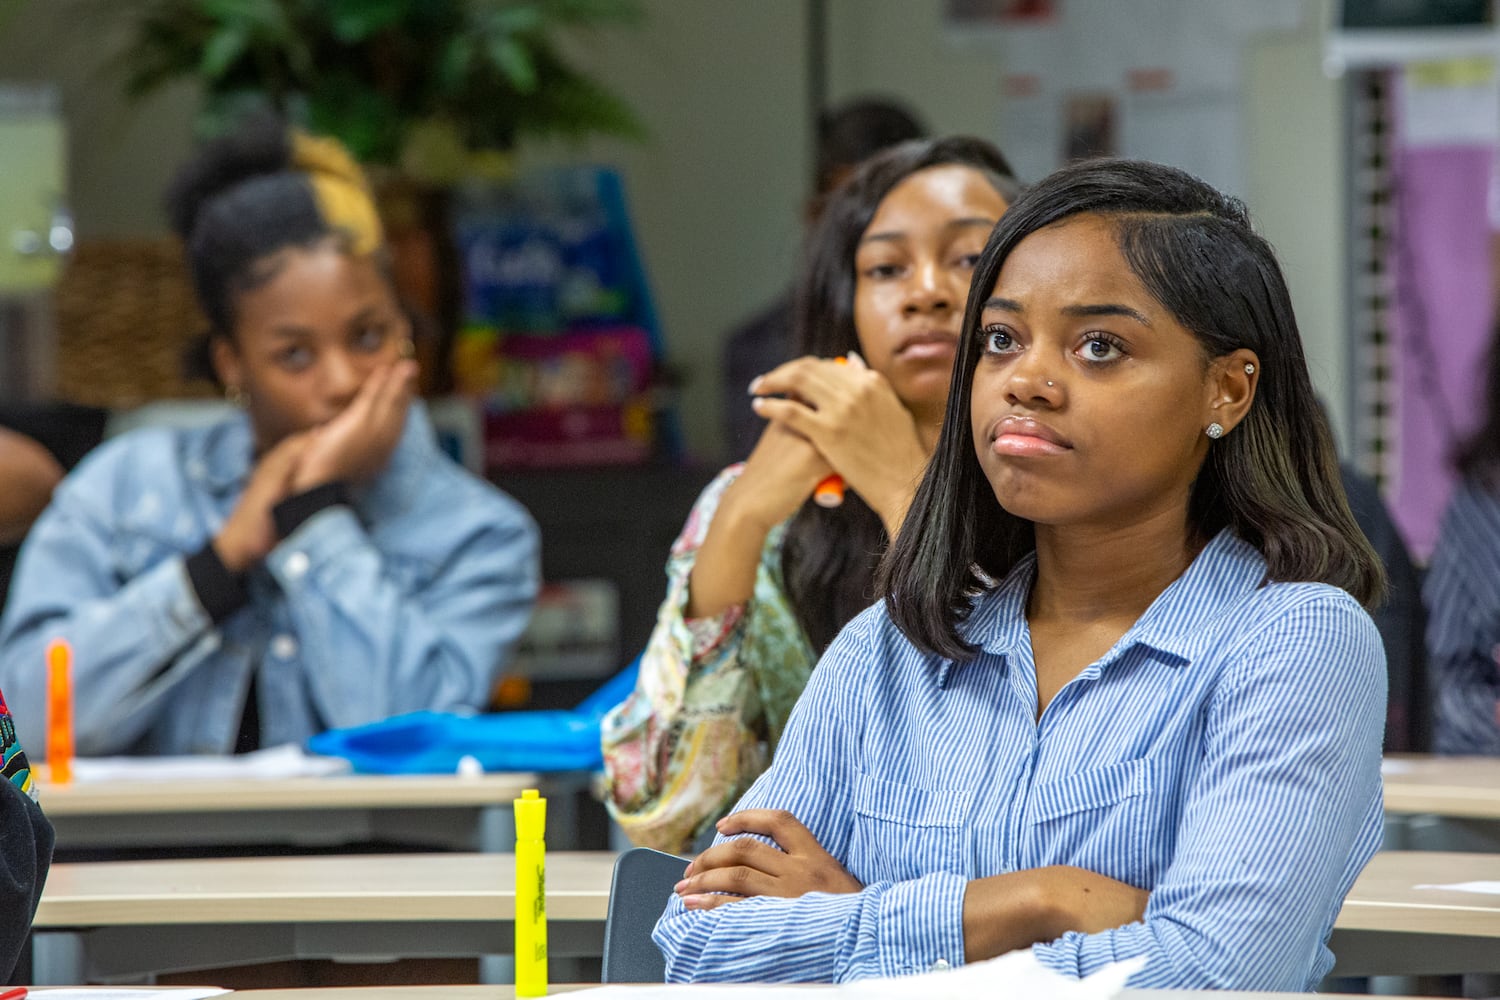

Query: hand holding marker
[812,353,861,508]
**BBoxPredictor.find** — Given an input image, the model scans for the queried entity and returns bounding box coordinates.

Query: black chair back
[602,847,688,983]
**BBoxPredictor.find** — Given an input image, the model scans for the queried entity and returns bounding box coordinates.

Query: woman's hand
[749,355,928,536]
[673,808,862,910]
[961,865,1151,963]
[291,360,416,492]
[685,422,831,619]
[723,419,835,537]
[213,432,311,573]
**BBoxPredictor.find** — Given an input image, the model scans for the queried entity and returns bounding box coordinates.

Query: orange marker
[46,639,74,784]
[813,356,851,508]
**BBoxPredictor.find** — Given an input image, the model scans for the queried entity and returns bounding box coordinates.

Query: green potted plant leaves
[112,0,643,170]
[99,0,645,391]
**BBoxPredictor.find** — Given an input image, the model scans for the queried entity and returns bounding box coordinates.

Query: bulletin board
[946,0,1305,197]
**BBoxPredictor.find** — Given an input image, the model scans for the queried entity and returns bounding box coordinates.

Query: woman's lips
[896,330,957,361]
[990,416,1072,457]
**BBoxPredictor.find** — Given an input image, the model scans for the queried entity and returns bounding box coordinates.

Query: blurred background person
[0,115,540,758]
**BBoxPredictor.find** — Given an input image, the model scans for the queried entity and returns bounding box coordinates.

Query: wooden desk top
[1335,850,1500,937]
[1382,755,1500,819]
[35,773,546,816]
[1380,749,1500,821]
[35,852,618,927]
[35,849,1500,957]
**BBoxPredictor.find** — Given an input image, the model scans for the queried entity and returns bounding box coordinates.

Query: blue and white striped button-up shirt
[654,530,1386,990]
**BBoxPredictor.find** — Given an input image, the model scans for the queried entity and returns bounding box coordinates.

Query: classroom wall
[0,1,199,239]
[1244,0,1349,447]
[0,0,1349,456]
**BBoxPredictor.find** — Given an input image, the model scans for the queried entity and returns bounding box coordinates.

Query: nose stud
[1046,380,1055,387]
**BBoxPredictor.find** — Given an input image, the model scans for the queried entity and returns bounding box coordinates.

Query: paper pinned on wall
[573,951,1144,999]
[987,0,1308,197]
[1397,58,1500,148]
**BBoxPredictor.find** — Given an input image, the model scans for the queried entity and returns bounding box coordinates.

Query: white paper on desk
[1416,880,1500,894]
[575,951,1144,998]
[34,988,229,1000]
[70,743,350,782]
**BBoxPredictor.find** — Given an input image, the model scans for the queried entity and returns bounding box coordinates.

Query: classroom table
[31,851,618,985]
[1328,850,1500,976]
[35,772,581,854]
[1381,754,1500,852]
[33,849,1500,985]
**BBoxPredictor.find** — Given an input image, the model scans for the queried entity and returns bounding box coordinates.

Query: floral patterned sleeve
[0,681,51,980]
[0,685,37,801]
[601,464,818,853]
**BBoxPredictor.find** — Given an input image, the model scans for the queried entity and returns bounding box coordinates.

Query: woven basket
[54,238,217,408]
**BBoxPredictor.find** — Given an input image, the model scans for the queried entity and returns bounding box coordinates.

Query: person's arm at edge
[0,428,62,546]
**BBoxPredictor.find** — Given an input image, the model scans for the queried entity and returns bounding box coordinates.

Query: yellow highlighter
[514,788,547,997]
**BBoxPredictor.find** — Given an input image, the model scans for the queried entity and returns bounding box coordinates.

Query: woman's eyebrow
[980,299,1152,327]
[1062,303,1152,326]
[863,217,997,246]
[344,305,383,326]
[944,216,998,232]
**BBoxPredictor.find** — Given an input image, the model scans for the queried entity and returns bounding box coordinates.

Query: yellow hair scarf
[290,131,384,256]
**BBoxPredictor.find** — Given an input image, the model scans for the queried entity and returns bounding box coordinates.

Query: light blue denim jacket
[0,403,540,757]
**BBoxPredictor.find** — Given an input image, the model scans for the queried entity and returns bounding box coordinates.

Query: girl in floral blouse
[602,138,1019,851]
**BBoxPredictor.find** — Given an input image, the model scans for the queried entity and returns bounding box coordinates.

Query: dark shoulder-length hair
[781,136,1019,653]
[1455,320,1500,490]
[881,157,1385,661]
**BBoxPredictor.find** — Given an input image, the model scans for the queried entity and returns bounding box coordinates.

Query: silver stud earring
[1205,422,1224,440]
[1244,363,1256,375]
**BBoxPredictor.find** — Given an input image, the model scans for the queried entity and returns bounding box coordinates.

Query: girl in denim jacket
[0,115,539,757]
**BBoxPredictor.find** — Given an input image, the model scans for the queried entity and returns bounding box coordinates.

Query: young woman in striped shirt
[659,159,1387,990]
[1426,322,1500,754]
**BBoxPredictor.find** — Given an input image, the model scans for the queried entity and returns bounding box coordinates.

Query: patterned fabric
[654,530,1387,990]
[1424,478,1500,754]
[602,464,818,853]
[0,686,36,800]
